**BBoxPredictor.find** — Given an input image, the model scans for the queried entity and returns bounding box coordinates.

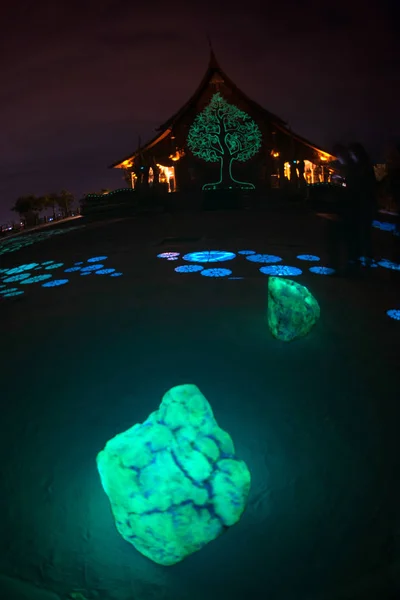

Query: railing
[0,211,81,238]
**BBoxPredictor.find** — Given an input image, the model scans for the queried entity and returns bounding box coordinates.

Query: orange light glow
[121,159,133,168]
[157,164,176,192]
[169,149,185,162]
[271,151,280,158]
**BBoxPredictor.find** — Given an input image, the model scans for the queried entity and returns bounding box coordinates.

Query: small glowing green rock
[96,384,251,566]
[267,276,320,341]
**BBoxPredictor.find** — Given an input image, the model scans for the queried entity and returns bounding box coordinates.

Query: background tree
[43,192,58,219]
[11,194,42,226]
[56,189,74,217]
[187,92,262,190]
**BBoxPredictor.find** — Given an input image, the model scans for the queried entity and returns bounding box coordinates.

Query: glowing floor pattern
[158,248,400,319]
[0,255,123,299]
[0,225,84,256]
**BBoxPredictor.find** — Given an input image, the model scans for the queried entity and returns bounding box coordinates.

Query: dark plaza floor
[0,207,399,600]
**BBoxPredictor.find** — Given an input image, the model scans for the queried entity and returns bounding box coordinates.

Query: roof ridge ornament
[206,33,219,70]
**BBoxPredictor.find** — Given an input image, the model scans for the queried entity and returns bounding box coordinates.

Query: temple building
[110,49,336,194]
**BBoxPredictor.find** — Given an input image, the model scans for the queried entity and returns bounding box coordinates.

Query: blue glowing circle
[359,256,378,268]
[387,309,400,320]
[74,261,83,265]
[175,265,204,273]
[260,265,302,276]
[167,256,179,261]
[6,263,39,275]
[95,268,116,275]
[0,287,19,294]
[42,279,69,287]
[2,290,24,298]
[378,259,400,271]
[20,274,53,284]
[309,266,336,275]
[157,252,180,259]
[87,256,108,263]
[372,220,396,232]
[183,251,236,263]
[111,272,123,277]
[297,254,320,261]
[41,261,54,266]
[45,262,64,270]
[3,273,32,283]
[201,268,232,277]
[81,264,104,272]
[238,250,256,255]
[246,254,282,264]
[0,284,6,288]
[34,267,42,270]
[80,271,92,276]
[64,267,82,272]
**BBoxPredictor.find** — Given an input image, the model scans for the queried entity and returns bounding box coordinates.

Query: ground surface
[0,207,399,600]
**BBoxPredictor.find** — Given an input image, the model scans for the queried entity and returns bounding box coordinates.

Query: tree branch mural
[187,93,262,190]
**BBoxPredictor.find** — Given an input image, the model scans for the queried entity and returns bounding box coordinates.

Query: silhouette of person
[347,142,377,266]
[387,143,400,262]
[297,159,305,187]
[290,161,298,187]
[326,144,360,275]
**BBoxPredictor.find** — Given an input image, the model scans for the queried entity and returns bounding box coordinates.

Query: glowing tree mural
[187,93,262,190]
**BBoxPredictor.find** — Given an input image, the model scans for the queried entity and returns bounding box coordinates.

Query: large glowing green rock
[96,384,251,566]
[267,276,320,341]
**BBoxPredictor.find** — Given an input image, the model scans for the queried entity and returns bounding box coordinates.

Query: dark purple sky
[1,0,399,223]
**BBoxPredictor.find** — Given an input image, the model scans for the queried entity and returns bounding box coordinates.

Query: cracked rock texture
[267,276,320,342]
[96,384,251,566]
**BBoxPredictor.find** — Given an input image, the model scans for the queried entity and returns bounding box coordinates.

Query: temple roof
[154,48,287,134]
[110,49,334,168]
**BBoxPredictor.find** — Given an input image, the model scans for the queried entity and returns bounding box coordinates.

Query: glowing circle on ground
[157,252,180,259]
[2,290,24,297]
[95,269,116,275]
[372,220,396,232]
[359,256,378,268]
[183,251,236,263]
[309,266,336,275]
[3,273,32,282]
[45,262,64,270]
[175,265,204,273]
[238,250,256,255]
[80,272,92,276]
[297,254,320,261]
[74,261,83,265]
[0,287,19,294]
[41,261,54,265]
[167,257,179,261]
[42,279,69,287]
[260,265,302,276]
[387,309,400,320]
[20,274,53,284]
[246,254,282,264]
[378,259,400,270]
[111,272,123,277]
[201,268,232,277]
[87,256,108,263]
[5,263,39,274]
[81,264,104,272]
[64,267,81,273]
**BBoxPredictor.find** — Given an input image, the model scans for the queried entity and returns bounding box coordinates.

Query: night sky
[1,0,399,224]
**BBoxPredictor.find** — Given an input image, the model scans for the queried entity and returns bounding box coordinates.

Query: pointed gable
[110,49,334,170]
[154,49,286,134]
